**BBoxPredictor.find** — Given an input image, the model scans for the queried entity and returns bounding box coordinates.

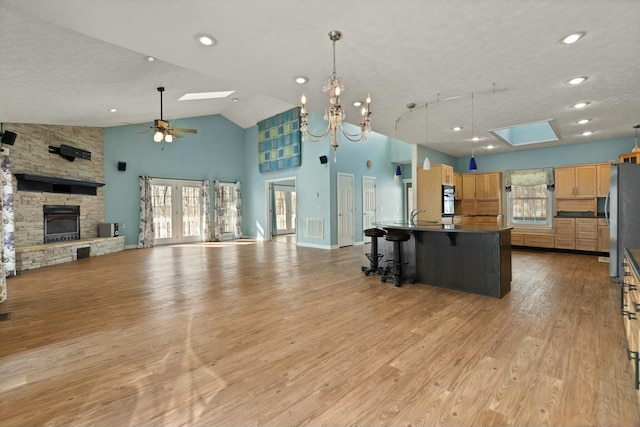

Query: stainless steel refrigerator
[609,162,640,282]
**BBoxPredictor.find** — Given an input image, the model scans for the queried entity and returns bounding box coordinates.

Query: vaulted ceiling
[1,0,638,157]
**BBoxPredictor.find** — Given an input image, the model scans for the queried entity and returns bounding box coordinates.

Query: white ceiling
[1,0,639,157]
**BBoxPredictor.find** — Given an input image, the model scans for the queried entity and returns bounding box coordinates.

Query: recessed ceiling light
[352,101,363,107]
[453,126,463,131]
[294,76,308,84]
[573,102,589,109]
[566,76,588,85]
[143,55,156,62]
[232,98,239,102]
[582,131,594,136]
[179,90,235,101]
[562,32,585,44]
[195,34,217,46]
[108,108,117,113]
[578,119,590,125]
[486,145,495,150]
[472,136,480,142]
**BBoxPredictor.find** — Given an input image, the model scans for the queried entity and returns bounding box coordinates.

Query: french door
[274,185,296,235]
[151,178,204,245]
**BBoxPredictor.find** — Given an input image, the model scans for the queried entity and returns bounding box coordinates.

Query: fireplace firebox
[44,205,80,243]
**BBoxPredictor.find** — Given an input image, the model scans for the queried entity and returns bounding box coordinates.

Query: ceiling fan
[143,87,198,143]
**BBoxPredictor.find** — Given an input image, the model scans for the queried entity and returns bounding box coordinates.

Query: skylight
[179,91,235,101]
[489,120,560,146]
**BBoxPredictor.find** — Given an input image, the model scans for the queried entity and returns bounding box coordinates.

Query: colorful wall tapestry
[257,107,301,172]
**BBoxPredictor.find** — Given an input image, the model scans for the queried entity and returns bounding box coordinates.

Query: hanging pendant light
[394,165,402,183]
[423,102,431,170]
[469,92,478,171]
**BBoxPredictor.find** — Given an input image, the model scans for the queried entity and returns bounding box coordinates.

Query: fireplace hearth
[44,205,80,243]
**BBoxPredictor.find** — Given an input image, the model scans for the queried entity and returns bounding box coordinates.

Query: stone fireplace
[3,123,105,248]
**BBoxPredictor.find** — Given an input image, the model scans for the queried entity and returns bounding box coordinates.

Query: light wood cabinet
[555,165,596,198]
[453,215,475,225]
[597,163,611,197]
[555,218,576,249]
[576,218,597,251]
[416,164,455,222]
[462,174,476,200]
[598,218,610,253]
[454,173,463,200]
[475,172,501,200]
[524,233,555,248]
[620,152,640,163]
[440,165,454,186]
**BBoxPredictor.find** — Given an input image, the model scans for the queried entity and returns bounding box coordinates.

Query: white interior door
[338,173,354,247]
[362,176,376,243]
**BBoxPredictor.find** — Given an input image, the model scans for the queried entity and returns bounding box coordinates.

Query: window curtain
[1,154,15,279]
[213,180,224,241]
[504,168,555,191]
[233,181,243,238]
[138,176,155,248]
[202,180,211,241]
[0,154,9,303]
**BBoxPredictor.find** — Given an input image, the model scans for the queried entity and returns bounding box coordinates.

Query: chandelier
[300,30,372,160]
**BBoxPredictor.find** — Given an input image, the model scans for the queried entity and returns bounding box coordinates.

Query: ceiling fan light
[165,134,173,143]
[153,131,163,142]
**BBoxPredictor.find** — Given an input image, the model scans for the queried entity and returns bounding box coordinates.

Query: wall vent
[305,218,323,239]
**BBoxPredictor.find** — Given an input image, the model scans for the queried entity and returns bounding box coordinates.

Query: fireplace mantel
[14,173,105,196]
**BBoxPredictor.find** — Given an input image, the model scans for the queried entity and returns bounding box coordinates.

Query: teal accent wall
[103,110,634,249]
[417,144,458,171]
[454,136,634,173]
[242,112,407,247]
[104,115,245,247]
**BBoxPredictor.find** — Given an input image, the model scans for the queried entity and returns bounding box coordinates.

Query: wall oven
[442,185,455,217]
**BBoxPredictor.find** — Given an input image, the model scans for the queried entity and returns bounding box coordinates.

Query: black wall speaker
[1,131,17,146]
[319,155,328,164]
[117,161,127,171]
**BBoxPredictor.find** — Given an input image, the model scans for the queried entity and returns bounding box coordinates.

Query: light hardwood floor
[0,242,638,426]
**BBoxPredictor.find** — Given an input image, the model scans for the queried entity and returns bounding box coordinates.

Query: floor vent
[305,218,323,239]
[0,312,12,321]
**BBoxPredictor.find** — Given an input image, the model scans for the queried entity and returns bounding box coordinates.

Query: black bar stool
[361,228,386,275]
[381,231,411,287]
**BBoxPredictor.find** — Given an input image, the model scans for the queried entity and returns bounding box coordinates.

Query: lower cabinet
[512,232,555,248]
[555,218,575,249]
[598,218,610,252]
[576,218,597,251]
[623,252,640,402]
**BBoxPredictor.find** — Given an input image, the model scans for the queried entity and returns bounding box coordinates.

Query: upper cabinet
[555,165,596,198]
[462,174,476,200]
[454,173,463,200]
[475,172,502,200]
[440,164,454,186]
[620,152,640,164]
[596,163,610,197]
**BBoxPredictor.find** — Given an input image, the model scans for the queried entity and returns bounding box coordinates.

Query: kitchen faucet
[410,209,425,225]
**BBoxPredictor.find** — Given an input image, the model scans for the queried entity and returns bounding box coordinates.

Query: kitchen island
[375,222,512,298]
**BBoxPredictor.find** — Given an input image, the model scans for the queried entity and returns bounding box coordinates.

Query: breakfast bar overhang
[376,223,513,298]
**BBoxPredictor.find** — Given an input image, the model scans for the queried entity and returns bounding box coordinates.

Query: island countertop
[374,222,513,233]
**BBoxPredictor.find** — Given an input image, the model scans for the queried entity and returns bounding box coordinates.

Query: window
[505,168,554,230]
[509,184,551,225]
